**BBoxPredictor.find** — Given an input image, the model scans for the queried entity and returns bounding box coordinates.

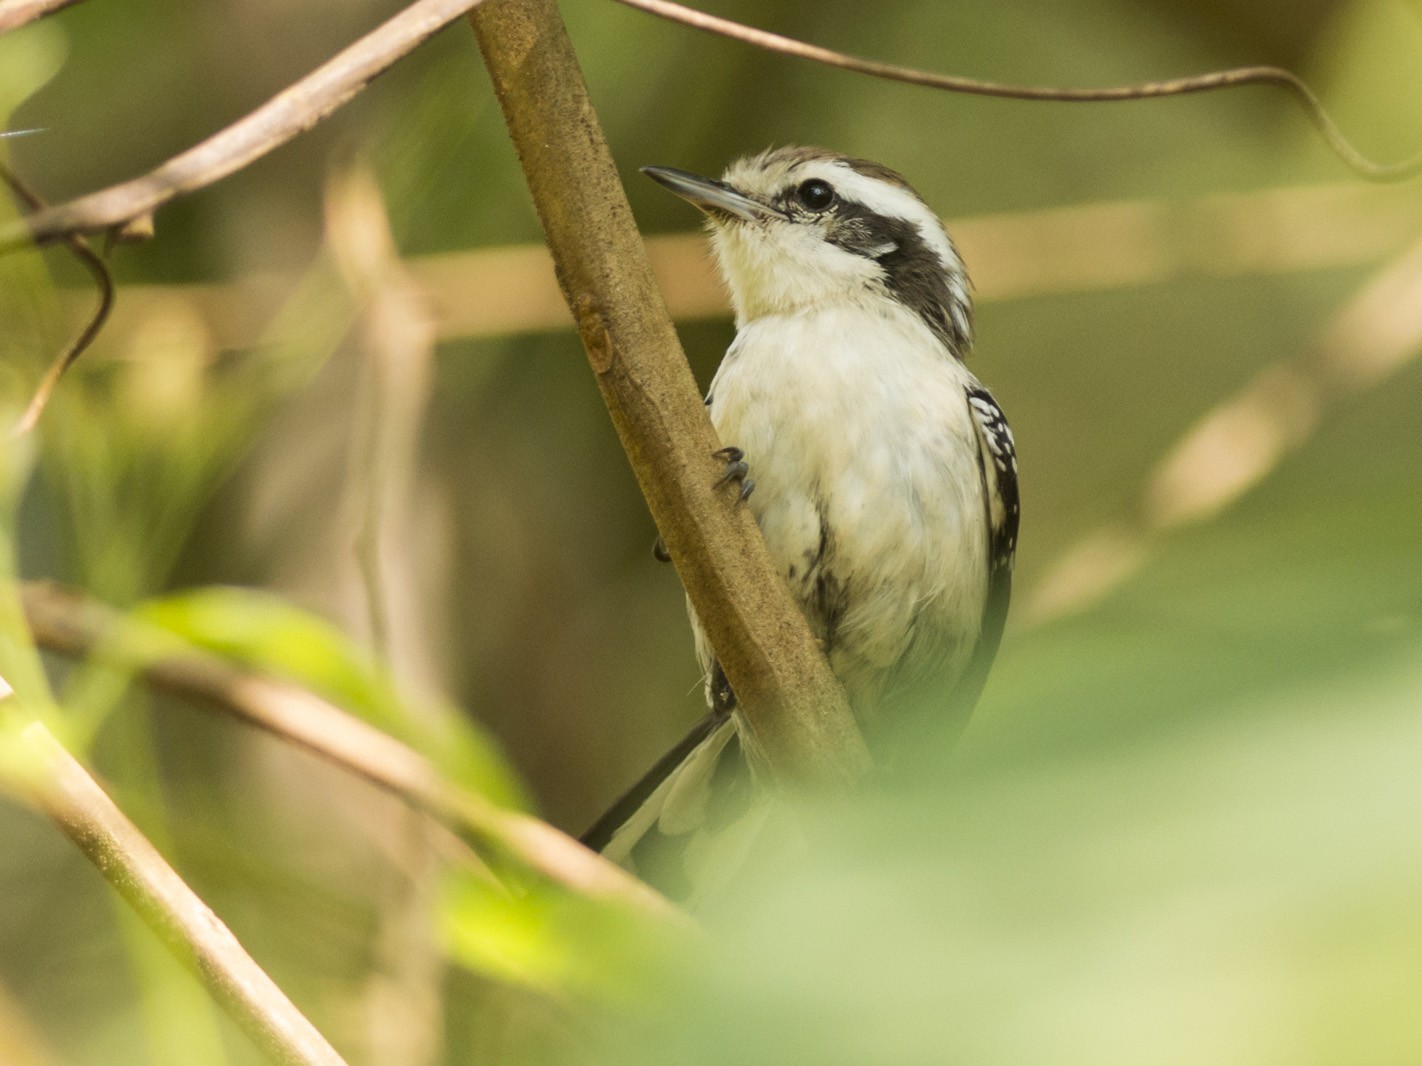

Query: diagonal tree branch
[611,0,1422,182]
[19,581,682,919]
[0,0,494,254]
[10,716,351,1066]
[468,0,870,789]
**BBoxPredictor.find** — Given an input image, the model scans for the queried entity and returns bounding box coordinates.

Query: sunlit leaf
[133,586,527,809]
[438,867,678,1001]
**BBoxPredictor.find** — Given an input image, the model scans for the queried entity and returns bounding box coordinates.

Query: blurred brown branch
[19,581,683,920]
[13,717,351,1066]
[469,0,869,788]
[325,165,438,667]
[0,0,494,254]
[325,163,446,1066]
[0,0,86,34]
[73,181,1422,352]
[1026,229,1422,624]
[0,164,113,438]
[612,0,1422,182]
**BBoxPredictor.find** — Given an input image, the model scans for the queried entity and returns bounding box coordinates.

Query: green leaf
[132,586,527,809]
[437,867,678,1000]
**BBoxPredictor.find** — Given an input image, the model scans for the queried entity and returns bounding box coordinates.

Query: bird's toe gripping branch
[653,445,756,561]
[713,446,755,503]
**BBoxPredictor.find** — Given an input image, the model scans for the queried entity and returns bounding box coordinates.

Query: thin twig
[469,0,870,788]
[612,0,1422,182]
[19,581,683,920]
[0,0,493,254]
[0,0,87,34]
[324,165,447,1066]
[13,718,351,1066]
[0,164,114,438]
[325,166,438,670]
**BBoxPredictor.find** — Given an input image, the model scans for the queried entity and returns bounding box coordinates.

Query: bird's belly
[707,309,990,718]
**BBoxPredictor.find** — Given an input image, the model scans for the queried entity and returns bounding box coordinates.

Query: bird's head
[643,145,972,356]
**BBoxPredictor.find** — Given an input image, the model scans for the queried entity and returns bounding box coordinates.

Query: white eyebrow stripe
[812,161,963,274]
[812,160,973,348]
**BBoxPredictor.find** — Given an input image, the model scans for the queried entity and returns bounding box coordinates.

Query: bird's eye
[795,179,835,211]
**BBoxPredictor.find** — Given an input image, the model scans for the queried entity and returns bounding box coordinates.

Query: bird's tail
[580,710,769,906]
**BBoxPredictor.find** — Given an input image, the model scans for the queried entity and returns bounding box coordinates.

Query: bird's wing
[957,384,1020,712]
[580,708,766,906]
[579,708,731,854]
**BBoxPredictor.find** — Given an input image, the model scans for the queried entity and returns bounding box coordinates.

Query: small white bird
[583,147,1019,902]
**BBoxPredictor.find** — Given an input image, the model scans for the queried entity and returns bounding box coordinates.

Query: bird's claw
[715,459,750,487]
[654,446,753,560]
[712,446,754,503]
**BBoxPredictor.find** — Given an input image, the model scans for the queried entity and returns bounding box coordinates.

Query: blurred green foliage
[136,587,526,808]
[1,0,1420,1064]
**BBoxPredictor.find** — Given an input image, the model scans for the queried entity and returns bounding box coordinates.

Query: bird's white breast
[704,299,990,723]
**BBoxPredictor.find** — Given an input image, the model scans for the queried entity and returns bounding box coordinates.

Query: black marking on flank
[804,498,849,654]
[709,660,736,715]
[813,507,831,569]
[812,570,849,656]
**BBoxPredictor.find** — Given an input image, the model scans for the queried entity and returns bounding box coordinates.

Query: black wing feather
[956,385,1020,713]
[579,708,731,852]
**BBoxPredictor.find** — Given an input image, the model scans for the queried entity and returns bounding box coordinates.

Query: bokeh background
[2,0,1421,1063]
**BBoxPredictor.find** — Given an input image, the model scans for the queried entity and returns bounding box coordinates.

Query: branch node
[574,295,616,374]
[115,214,155,243]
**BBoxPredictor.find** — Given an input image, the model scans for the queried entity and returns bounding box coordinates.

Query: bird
[581,146,1019,903]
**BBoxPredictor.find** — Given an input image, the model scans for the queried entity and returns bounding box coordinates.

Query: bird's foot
[712,446,755,502]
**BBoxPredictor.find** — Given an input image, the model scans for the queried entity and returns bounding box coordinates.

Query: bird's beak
[641,166,787,223]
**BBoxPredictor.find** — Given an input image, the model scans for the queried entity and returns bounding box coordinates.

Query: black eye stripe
[824,199,972,355]
[825,200,907,256]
